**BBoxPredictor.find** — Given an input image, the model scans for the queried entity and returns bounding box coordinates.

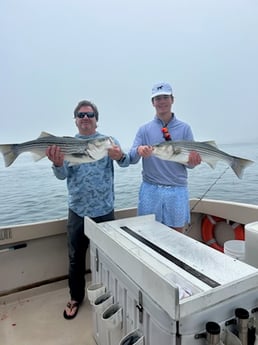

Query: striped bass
[151,140,254,179]
[0,131,114,167]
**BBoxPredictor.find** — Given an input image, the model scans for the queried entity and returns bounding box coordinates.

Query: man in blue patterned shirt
[46,99,129,319]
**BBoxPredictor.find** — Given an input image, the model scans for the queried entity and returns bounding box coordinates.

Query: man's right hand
[137,145,153,158]
[46,145,64,167]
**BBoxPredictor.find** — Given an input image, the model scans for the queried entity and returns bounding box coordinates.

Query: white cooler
[85,215,258,345]
[245,221,258,268]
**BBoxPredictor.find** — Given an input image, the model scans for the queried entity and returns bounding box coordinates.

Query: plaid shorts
[138,181,190,228]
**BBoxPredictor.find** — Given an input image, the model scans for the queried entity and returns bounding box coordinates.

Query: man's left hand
[108,146,123,160]
[188,151,201,166]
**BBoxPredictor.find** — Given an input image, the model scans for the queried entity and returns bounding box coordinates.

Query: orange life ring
[201,215,245,252]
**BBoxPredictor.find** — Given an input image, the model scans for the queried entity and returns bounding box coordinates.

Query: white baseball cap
[151,82,173,99]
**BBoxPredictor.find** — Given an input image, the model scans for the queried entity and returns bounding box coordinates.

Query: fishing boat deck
[1,202,258,344]
[0,280,96,345]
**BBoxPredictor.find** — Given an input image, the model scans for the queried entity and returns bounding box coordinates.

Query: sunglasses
[161,126,172,141]
[76,112,95,119]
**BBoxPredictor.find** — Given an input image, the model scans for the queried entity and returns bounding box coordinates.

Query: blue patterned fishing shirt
[52,132,129,217]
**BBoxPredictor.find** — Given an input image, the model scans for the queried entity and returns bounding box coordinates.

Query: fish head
[90,136,114,149]
[152,142,176,159]
[86,136,114,160]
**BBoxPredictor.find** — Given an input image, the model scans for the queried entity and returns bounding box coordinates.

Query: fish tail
[0,144,19,167]
[231,156,254,179]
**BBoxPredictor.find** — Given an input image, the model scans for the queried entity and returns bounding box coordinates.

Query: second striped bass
[151,140,254,179]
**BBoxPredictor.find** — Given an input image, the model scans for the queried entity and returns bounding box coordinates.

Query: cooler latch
[136,290,143,324]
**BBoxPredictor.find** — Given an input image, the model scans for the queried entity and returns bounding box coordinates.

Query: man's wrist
[117,153,126,163]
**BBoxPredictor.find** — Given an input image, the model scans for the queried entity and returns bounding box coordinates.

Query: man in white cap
[129,82,201,233]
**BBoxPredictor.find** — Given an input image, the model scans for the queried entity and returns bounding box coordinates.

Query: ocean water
[0,142,257,227]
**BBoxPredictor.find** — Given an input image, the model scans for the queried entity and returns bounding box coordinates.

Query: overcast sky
[1,0,258,149]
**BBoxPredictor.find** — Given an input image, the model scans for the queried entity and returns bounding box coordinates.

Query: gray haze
[1,0,258,150]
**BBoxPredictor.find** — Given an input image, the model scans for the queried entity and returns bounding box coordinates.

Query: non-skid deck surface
[0,281,96,345]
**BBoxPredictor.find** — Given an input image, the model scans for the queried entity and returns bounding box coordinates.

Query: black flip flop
[63,301,80,320]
